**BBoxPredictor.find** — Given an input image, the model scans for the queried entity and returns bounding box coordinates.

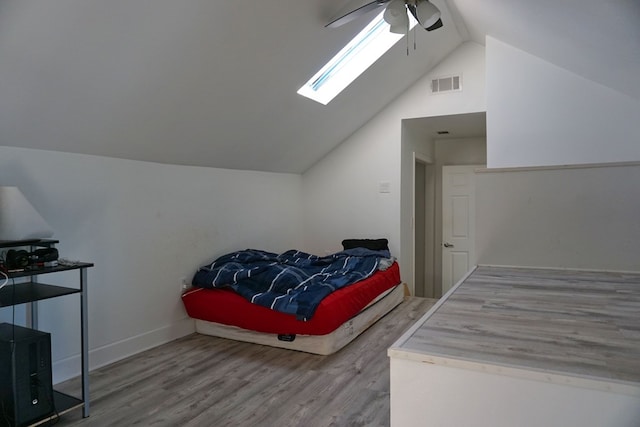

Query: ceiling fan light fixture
[388,17,409,34]
[383,0,409,34]
[411,0,441,29]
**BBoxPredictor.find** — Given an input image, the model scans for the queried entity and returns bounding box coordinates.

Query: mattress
[193,284,405,355]
[182,262,404,354]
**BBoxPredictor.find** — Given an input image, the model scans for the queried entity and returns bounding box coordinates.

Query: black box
[0,323,54,427]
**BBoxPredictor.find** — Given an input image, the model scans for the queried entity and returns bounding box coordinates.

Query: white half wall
[486,36,640,168]
[391,357,640,427]
[0,146,302,382]
[476,163,640,272]
[303,42,486,287]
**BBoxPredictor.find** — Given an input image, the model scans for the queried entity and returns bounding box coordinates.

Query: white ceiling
[0,1,637,174]
[454,0,640,101]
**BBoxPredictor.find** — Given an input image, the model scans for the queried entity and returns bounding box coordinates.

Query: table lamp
[0,186,54,242]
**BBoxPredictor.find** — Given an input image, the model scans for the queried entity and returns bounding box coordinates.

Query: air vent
[431,75,462,93]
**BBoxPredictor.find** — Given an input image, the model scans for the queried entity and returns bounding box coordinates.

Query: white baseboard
[52,317,195,384]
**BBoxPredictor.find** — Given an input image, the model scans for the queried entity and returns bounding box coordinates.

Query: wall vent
[431,75,462,93]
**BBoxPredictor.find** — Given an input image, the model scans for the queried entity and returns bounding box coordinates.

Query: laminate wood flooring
[401,266,640,386]
[53,297,436,427]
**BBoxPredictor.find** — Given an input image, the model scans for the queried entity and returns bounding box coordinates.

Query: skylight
[298,10,417,105]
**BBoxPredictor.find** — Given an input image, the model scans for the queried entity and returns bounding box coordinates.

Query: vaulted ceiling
[0,1,637,173]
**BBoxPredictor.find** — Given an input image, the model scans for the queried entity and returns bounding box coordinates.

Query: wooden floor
[54,297,436,427]
[400,266,640,387]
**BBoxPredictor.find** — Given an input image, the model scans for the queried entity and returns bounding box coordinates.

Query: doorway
[400,112,487,299]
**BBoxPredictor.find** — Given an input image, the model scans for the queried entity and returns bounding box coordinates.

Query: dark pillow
[341,238,389,251]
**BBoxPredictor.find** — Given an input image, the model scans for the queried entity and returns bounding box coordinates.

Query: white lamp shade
[383,0,409,34]
[0,187,54,241]
[414,0,440,28]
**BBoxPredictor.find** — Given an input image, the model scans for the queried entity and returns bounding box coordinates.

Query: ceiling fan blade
[425,18,443,31]
[325,0,390,28]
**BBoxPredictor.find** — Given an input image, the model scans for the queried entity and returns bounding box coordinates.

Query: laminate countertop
[389,266,640,395]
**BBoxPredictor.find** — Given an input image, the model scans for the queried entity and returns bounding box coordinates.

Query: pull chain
[406,26,409,56]
[413,27,417,51]
[406,26,417,56]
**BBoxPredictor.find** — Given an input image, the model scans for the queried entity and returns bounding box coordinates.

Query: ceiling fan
[326,0,443,33]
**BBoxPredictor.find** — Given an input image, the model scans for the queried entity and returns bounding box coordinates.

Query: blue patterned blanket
[192,248,391,321]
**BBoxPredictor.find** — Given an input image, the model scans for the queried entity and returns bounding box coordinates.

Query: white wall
[476,164,640,272]
[481,36,640,271]
[486,37,640,168]
[391,357,640,427]
[303,42,486,286]
[0,146,302,382]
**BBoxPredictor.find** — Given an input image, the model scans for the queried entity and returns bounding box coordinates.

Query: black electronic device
[5,248,59,271]
[5,250,29,271]
[0,323,54,427]
[28,248,59,268]
[30,248,58,264]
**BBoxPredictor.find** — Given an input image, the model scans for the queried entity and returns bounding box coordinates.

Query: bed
[181,240,405,354]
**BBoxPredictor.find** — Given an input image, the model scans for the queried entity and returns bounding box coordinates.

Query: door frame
[412,152,434,298]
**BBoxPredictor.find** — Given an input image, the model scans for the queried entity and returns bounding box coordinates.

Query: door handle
[443,242,454,248]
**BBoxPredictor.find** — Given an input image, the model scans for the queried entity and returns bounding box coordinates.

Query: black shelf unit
[0,239,93,425]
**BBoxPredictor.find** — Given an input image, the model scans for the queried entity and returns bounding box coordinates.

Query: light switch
[378,181,391,193]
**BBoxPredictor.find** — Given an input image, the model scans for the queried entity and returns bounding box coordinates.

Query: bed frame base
[195,284,406,355]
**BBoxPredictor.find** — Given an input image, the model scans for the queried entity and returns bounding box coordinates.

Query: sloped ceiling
[453,0,640,101]
[0,0,463,173]
[0,1,637,173]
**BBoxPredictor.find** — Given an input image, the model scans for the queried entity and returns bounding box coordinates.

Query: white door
[441,165,481,295]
